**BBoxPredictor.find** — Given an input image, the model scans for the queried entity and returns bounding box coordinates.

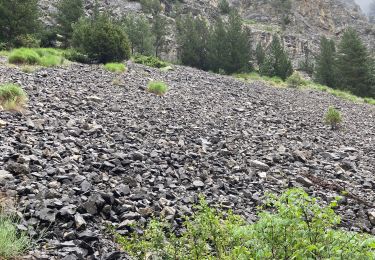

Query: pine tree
[336,28,372,97]
[123,14,154,55]
[207,11,251,74]
[255,42,265,67]
[314,36,337,88]
[152,13,168,58]
[207,18,228,72]
[225,10,252,73]
[260,36,293,80]
[55,0,84,46]
[177,14,209,70]
[0,0,40,45]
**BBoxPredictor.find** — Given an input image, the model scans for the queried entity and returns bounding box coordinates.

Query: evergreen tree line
[0,0,374,97]
[314,28,375,98]
[176,11,293,78]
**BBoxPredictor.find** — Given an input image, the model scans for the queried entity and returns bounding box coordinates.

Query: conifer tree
[0,0,40,46]
[123,14,154,55]
[256,42,265,67]
[260,36,292,80]
[225,10,252,73]
[314,36,337,88]
[336,28,372,97]
[55,0,84,46]
[207,11,251,73]
[177,14,209,70]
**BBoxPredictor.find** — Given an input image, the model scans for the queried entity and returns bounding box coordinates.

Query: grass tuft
[0,214,30,258]
[0,84,27,111]
[147,81,168,96]
[104,62,126,73]
[8,48,65,67]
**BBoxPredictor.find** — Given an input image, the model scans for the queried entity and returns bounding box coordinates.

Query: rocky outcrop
[0,59,375,258]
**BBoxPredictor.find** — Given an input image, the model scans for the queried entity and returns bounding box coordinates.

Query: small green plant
[0,213,30,258]
[133,54,168,68]
[147,81,168,96]
[324,106,342,130]
[0,83,27,111]
[104,62,126,73]
[116,189,375,259]
[286,71,307,88]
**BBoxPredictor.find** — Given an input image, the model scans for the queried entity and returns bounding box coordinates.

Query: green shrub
[104,62,126,73]
[133,54,168,68]
[8,48,40,65]
[116,189,375,259]
[0,83,27,111]
[8,48,64,67]
[286,71,306,88]
[218,0,231,14]
[364,97,375,105]
[63,49,89,63]
[147,81,168,95]
[72,14,131,63]
[324,106,342,130]
[0,214,30,258]
[13,34,40,48]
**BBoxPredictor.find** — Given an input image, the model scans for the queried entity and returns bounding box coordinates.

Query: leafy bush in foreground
[116,189,375,259]
[133,54,168,68]
[0,213,30,258]
[324,106,342,130]
[147,81,168,96]
[0,83,27,111]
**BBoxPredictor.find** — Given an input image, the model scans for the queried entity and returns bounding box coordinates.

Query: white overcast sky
[355,0,372,12]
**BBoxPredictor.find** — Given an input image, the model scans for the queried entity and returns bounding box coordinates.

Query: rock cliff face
[39,0,375,63]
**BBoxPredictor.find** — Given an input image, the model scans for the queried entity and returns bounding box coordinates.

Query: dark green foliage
[207,11,252,73]
[0,0,40,47]
[116,189,375,259]
[260,36,293,80]
[55,0,84,46]
[72,13,131,63]
[255,42,265,67]
[63,49,90,63]
[152,13,168,58]
[133,54,168,68]
[123,14,154,55]
[314,36,337,88]
[140,0,162,14]
[218,0,231,14]
[177,11,251,74]
[336,28,373,97]
[177,14,209,70]
[13,34,40,48]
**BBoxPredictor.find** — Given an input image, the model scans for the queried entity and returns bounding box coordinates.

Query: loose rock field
[0,62,374,259]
